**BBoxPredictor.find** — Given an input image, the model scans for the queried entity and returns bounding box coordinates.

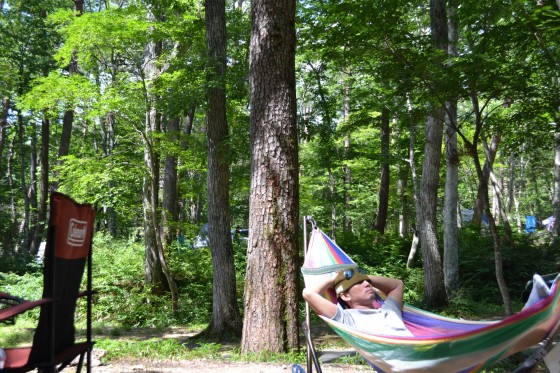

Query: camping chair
[0,192,95,373]
[301,216,560,373]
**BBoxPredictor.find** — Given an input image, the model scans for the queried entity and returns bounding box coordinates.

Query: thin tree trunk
[102,112,117,237]
[473,134,499,226]
[29,115,49,256]
[0,96,8,162]
[142,8,178,312]
[374,107,390,234]
[469,93,512,315]
[444,100,459,297]
[16,111,30,253]
[162,117,179,248]
[419,0,448,309]
[407,97,420,268]
[443,1,460,297]
[329,167,336,239]
[342,73,352,233]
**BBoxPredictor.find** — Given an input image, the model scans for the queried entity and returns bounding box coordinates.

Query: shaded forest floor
[89,324,550,373]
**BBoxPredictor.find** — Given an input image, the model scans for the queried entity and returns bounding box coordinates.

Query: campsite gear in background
[543,216,555,232]
[526,215,537,234]
[301,216,560,373]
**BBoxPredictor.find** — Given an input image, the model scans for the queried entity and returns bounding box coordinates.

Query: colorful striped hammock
[301,225,560,373]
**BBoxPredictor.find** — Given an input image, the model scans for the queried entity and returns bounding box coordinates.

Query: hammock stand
[302,216,560,373]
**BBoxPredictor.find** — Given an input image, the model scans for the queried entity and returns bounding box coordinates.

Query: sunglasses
[343,268,366,280]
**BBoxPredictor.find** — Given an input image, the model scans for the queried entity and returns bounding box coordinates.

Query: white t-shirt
[0,347,5,369]
[331,298,413,337]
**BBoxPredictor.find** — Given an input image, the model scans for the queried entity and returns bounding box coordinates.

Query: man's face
[343,280,376,309]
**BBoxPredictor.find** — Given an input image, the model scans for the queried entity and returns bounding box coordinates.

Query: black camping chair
[0,192,95,373]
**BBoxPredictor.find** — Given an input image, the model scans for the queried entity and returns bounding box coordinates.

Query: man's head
[334,269,376,309]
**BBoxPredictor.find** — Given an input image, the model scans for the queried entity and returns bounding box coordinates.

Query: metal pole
[303,216,322,373]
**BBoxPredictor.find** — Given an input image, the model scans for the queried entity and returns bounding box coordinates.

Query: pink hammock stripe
[301,228,357,275]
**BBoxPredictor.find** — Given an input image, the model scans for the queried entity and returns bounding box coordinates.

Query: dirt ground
[92,359,370,373]
[89,325,370,373]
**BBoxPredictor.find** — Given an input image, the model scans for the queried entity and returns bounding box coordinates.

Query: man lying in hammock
[302,269,414,336]
[302,269,552,337]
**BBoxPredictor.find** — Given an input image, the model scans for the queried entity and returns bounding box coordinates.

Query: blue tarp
[526,215,537,234]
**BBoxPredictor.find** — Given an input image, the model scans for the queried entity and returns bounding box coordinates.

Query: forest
[1,0,560,369]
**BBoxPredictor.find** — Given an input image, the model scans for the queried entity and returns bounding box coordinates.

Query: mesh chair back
[29,193,95,365]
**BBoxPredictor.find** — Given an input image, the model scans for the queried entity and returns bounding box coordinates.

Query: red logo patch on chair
[67,219,88,247]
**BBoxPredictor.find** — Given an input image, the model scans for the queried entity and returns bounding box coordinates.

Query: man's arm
[368,275,404,307]
[302,275,338,318]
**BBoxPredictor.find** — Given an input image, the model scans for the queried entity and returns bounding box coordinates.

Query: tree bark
[473,134,499,226]
[0,96,8,163]
[443,0,460,297]
[142,8,178,312]
[469,93,512,315]
[242,0,299,353]
[554,126,560,238]
[418,0,448,309]
[29,115,49,256]
[374,107,390,234]
[444,100,459,297]
[407,98,420,268]
[16,110,30,253]
[204,0,242,337]
[162,116,179,248]
[101,112,117,237]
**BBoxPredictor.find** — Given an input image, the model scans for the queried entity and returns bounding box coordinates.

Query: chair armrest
[0,292,24,304]
[78,290,97,298]
[0,298,53,322]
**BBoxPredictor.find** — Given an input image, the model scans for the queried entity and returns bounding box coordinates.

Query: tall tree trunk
[29,115,49,256]
[101,112,117,237]
[204,0,242,337]
[469,94,512,315]
[242,0,299,353]
[407,98,420,268]
[162,116,179,248]
[443,0,460,297]
[0,96,8,162]
[487,156,513,242]
[142,8,178,312]
[4,136,19,257]
[419,0,448,309]
[444,100,459,297]
[329,167,336,239]
[554,123,560,238]
[16,110,30,253]
[374,107,390,234]
[342,72,352,233]
[26,123,38,253]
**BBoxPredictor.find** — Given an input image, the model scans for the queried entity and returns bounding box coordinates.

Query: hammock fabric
[302,226,560,373]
